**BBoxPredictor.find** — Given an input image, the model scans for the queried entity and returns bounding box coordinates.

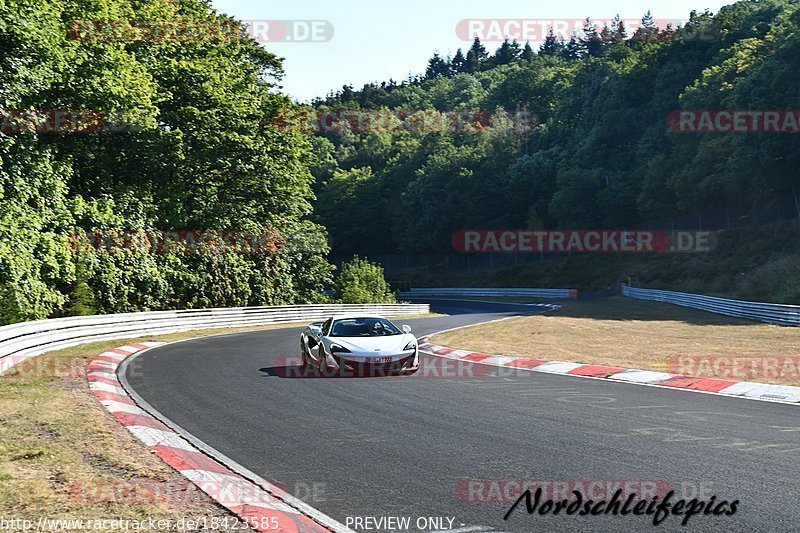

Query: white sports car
[300,315,419,375]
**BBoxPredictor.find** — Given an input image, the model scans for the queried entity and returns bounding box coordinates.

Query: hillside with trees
[0,0,332,324]
[3,0,800,325]
[308,1,800,258]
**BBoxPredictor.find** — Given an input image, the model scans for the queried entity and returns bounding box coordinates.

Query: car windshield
[330,318,402,337]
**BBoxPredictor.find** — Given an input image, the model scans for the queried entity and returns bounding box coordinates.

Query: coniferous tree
[600,24,615,45]
[521,41,536,62]
[425,52,450,79]
[539,28,564,57]
[465,37,489,72]
[561,30,587,59]
[611,14,627,41]
[583,17,603,57]
[451,49,467,73]
[642,10,656,30]
[660,23,675,41]
[631,11,659,44]
[340,84,356,103]
[490,38,521,67]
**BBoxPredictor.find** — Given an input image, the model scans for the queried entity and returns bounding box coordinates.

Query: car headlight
[330,343,351,354]
[404,341,416,351]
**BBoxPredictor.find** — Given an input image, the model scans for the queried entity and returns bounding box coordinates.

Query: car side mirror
[402,325,412,334]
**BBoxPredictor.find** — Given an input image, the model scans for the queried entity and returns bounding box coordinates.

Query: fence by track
[0,303,430,373]
[622,284,800,326]
[399,287,578,299]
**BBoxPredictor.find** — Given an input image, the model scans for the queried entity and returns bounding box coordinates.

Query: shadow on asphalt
[259,364,414,379]
[259,356,498,380]
[407,298,548,316]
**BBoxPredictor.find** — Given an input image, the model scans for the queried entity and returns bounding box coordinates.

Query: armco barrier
[0,303,429,373]
[622,284,800,326]
[399,288,578,299]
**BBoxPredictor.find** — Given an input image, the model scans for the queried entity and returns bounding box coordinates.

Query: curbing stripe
[420,343,800,405]
[111,412,172,431]
[99,350,130,359]
[479,355,518,366]
[179,470,297,511]
[86,372,120,387]
[126,426,199,452]
[93,355,127,364]
[609,370,678,384]
[150,445,234,476]
[89,381,127,395]
[100,400,147,415]
[719,382,800,402]
[504,358,548,369]
[83,344,346,533]
[87,362,117,373]
[460,353,493,362]
[88,359,117,368]
[567,365,626,377]
[659,376,738,393]
[87,370,118,379]
[92,390,136,405]
[533,361,584,374]
[115,346,142,353]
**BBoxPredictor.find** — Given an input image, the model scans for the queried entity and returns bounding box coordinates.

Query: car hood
[329,334,415,354]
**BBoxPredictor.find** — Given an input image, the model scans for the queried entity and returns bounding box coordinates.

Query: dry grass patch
[0,323,310,528]
[434,297,800,386]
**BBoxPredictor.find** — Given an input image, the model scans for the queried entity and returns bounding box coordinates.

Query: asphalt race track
[124,300,800,533]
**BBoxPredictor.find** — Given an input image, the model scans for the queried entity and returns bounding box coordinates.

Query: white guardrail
[622,285,800,326]
[0,303,430,373]
[399,288,579,299]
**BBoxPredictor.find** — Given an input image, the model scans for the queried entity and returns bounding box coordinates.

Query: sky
[211,0,734,103]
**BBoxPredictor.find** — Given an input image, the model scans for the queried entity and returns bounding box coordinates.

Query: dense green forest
[308,1,800,255]
[0,0,333,324]
[2,0,800,324]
